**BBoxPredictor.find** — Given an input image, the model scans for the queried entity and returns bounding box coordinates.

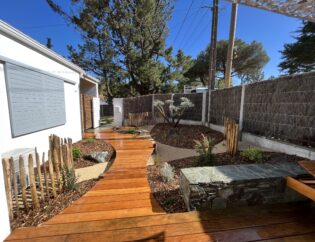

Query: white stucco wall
[113,98,123,127]
[0,33,82,158]
[93,97,100,128]
[0,155,10,241]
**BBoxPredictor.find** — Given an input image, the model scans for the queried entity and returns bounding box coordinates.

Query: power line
[181,9,208,50]
[171,0,195,46]
[185,16,211,53]
[177,0,207,49]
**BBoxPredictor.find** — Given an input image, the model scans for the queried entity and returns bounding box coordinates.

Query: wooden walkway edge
[4,129,315,242]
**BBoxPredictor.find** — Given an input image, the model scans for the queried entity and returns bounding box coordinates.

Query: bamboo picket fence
[128,112,150,127]
[224,118,239,155]
[2,134,74,220]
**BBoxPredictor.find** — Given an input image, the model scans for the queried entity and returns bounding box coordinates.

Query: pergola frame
[226,0,315,23]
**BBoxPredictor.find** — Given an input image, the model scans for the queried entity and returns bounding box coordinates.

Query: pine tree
[47,0,173,98]
[279,21,315,74]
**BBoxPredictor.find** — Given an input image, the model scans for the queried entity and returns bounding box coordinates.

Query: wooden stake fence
[1,134,74,219]
[224,118,239,155]
[128,112,150,127]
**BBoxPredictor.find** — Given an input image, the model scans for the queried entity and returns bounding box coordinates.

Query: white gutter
[81,74,100,84]
[0,20,84,74]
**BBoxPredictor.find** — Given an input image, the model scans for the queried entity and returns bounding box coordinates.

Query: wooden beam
[287,176,315,201]
[226,0,315,23]
[224,2,238,88]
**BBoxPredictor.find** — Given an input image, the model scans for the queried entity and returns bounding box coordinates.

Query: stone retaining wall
[180,163,308,211]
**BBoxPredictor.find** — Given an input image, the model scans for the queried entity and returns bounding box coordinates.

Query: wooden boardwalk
[5,129,315,242]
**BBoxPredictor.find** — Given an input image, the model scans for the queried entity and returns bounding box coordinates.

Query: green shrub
[127,127,137,134]
[85,137,95,143]
[240,147,264,162]
[72,148,82,159]
[194,134,215,166]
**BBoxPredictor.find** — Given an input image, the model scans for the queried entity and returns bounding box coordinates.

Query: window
[5,63,66,137]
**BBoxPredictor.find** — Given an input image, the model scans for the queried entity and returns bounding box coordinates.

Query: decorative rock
[87,151,109,163]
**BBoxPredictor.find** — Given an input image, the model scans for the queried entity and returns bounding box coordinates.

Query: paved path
[5,129,315,242]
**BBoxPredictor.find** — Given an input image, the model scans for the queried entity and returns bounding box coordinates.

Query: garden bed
[150,123,223,149]
[10,179,97,230]
[148,151,305,213]
[72,138,114,169]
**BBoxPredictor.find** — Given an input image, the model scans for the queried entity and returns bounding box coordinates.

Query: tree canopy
[47,0,175,100]
[279,21,315,75]
[185,39,269,87]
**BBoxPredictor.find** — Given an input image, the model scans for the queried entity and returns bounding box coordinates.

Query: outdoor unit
[2,148,36,189]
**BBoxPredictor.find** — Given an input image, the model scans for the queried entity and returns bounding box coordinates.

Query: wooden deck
[5,129,315,242]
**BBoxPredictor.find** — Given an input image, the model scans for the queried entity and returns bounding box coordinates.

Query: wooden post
[2,158,13,220]
[9,157,19,215]
[224,2,238,88]
[35,150,44,201]
[42,152,49,199]
[53,149,62,193]
[28,154,39,209]
[224,118,239,155]
[19,156,28,211]
[48,151,57,198]
[62,144,70,170]
[68,138,73,168]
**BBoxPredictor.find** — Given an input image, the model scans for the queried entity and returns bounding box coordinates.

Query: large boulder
[86,151,109,163]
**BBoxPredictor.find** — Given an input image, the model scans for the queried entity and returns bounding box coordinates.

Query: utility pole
[224,2,238,88]
[207,0,219,123]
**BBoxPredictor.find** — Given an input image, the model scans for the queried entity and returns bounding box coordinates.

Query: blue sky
[1,0,301,82]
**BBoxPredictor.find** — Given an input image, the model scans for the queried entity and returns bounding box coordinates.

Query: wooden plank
[48,151,57,198]
[6,202,312,240]
[62,199,154,213]
[74,193,152,204]
[19,155,28,211]
[9,157,19,215]
[2,158,13,220]
[35,150,44,201]
[45,207,165,225]
[298,160,315,176]
[28,154,40,209]
[287,176,315,201]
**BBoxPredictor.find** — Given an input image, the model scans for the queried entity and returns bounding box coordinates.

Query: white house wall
[0,155,10,241]
[0,33,82,158]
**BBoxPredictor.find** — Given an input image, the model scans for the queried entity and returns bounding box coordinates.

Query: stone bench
[180,162,309,211]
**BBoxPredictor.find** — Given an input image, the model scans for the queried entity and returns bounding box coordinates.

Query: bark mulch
[72,139,114,169]
[150,123,224,149]
[148,152,304,213]
[10,179,97,230]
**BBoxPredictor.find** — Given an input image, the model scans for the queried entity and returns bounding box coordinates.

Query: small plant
[62,166,78,192]
[163,197,176,206]
[127,127,137,134]
[240,147,264,162]
[72,148,82,159]
[104,116,114,124]
[85,137,95,143]
[194,134,215,166]
[160,162,175,183]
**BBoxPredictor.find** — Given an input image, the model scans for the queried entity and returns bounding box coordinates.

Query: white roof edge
[81,74,100,84]
[0,20,84,74]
